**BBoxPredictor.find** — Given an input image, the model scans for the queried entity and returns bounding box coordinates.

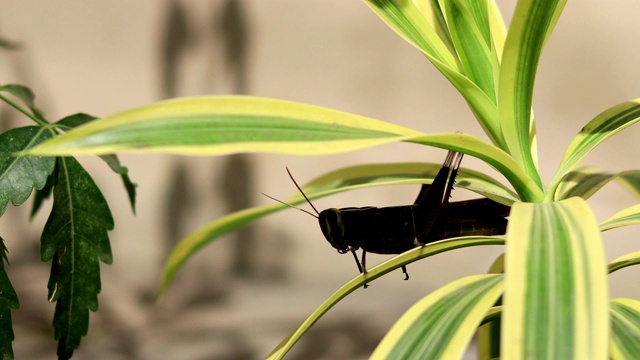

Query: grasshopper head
[318,208,348,253]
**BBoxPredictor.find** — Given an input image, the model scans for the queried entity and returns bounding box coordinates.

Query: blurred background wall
[0,1,639,359]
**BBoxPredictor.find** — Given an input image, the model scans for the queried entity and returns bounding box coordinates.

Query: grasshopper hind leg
[402,265,409,280]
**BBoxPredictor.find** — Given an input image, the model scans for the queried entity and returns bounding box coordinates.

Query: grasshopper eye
[319,209,347,253]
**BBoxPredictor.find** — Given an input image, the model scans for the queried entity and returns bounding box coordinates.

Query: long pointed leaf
[610,299,640,359]
[27,95,533,201]
[371,274,503,359]
[413,0,457,57]
[266,236,505,360]
[25,96,421,156]
[300,162,518,205]
[555,166,640,201]
[440,0,498,102]
[502,198,608,360]
[600,204,640,231]
[363,0,460,69]
[487,0,507,60]
[477,253,505,360]
[608,252,640,274]
[498,0,566,187]
[407,133,542,201]
[617,171,640,198]
[548,99,640,200]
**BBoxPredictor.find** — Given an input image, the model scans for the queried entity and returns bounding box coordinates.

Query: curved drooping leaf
[25,96,421,156]
[548,99,640,200]
[159,162,513,294]
[503,198,608,360]
[610,299,640,359]
[554,166,640,201]
[617,171,640,198]
[266,236,505,360]
[0,126,56,217]
[363,0,504,148]
[407,133,542,201]
[600,204,640,232]
[371,274,503,360]
[23,96,534,201]
[608,252,640,274]
[41,157,114,359]
[498,0,567,188]
[299,162,518,205]
[160,203,283,296]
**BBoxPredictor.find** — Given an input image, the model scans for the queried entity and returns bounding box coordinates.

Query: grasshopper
[271,151,510,283]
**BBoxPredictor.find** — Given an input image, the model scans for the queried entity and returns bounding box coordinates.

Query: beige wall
[0,1,639,358]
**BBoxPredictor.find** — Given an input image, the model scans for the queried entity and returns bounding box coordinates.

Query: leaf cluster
[0,85,136,359]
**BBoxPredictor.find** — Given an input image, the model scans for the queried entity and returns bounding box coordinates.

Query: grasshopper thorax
[318,208,348,253]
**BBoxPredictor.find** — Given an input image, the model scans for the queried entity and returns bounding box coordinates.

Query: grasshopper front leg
[350,248,370,288]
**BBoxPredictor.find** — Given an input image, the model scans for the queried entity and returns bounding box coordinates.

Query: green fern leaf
[40,157,113,359]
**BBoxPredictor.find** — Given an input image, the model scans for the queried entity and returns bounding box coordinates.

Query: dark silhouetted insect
[267,151,510,285]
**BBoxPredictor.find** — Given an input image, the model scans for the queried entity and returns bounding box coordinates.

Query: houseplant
[2,0,640,358]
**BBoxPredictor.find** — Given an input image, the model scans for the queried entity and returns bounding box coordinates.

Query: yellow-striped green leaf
[159,163,511,295]
[487,0,507,60]
[477,254,505,360]
[363,0,460,69]
[301,162,518,205]
[608,252,640,274]
[371,274,503,360]
[548,99,640,200]
[617,171,640,198]
[503,197,608,360]
[407,133,542,201]
[362,0,503,148]
[23,93,536,201]
[499,0,566,188]
[610,299,640,359]
[266,236,505,360]
[413,0,457,57]
[25,96,421,156]
[600,204,640,232]
[555,167,640,201]
[440,0,499,103]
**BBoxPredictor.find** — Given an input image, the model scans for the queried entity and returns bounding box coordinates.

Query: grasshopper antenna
[262,193,318,219]
[286,167,321,216]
